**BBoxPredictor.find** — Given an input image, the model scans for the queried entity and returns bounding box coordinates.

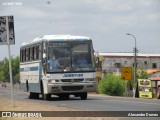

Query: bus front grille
[62,86,83,91]
[61,79,71,82]
[61,79,84,82]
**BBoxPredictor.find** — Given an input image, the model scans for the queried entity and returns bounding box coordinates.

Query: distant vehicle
[1,82,6,87]
[20,35,96,100]
[0,80,8,88]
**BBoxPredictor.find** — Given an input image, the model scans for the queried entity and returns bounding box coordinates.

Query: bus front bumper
[47,82,96,94]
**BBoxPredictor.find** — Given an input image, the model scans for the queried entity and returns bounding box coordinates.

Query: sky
[0,0,160,60]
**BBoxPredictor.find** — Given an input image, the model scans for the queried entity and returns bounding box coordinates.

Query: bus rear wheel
[29,92,39,99]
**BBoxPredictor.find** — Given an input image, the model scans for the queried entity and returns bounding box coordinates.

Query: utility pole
[126,33,137,98]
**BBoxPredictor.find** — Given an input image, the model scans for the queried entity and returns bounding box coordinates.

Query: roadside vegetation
[0,56,20,83]
[98,73,125,96]
[98,69,149,96]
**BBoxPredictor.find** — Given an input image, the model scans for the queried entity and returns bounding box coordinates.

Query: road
[0,87,160,111]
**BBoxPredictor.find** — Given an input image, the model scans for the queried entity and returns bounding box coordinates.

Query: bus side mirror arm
[43,53,47,64]
[42,53,47,75]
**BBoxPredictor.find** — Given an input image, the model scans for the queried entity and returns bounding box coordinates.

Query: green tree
[0,56,20,83]
[98,73,125,96]
[2,57,9,81]
[12,56,20,83]
[0,61,5,81]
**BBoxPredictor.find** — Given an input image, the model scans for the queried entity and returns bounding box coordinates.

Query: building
[97,52,160,87]
[147,69,160,81]
[147,69,160,98]
[100,53,160,73]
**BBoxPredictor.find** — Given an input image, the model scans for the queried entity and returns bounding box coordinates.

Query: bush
[98,73,125,96]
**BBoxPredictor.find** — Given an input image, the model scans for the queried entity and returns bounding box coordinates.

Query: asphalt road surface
[0,87,160,111]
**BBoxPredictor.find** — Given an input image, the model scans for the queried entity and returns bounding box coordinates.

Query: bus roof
[21,35,91,47]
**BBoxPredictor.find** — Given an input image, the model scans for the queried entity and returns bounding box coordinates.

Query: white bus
[20,35,96,100]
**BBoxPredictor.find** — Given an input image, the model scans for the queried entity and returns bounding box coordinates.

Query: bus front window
[72,43,94,71]
[47,42,95,73]
[47,44,71,72]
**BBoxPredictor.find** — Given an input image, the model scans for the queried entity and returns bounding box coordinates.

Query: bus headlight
[48,79,60,83]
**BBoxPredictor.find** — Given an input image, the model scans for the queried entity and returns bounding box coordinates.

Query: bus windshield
[47,42,95,72]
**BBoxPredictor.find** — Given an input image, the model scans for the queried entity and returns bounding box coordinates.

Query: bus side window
[30,47,33,61]
[36,45,39,60]
[24,49,26,62]
[32,46,34,60]
[22,49,25,62]
[34,46,37,60]
[22,49,24,62]
[26,48,28,61]
[28,47,30,61]
[21,49,22,62]
[39,45,41,59]
[20,49,22,62]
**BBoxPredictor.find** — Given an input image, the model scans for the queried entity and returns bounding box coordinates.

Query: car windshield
[47,42,95,72]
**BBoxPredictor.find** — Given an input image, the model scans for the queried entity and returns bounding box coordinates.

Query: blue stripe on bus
[30,66,39,71]
[20,66,39,72]
[20,68,24,72]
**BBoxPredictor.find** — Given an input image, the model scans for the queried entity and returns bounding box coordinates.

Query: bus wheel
[43,94,51,100]
[29,92,39,99]
[26,81,29,92]
[59,94,70,100]
[64,94,70,99]
[80,92,87,100]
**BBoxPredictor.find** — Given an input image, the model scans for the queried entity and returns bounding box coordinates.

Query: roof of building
[147,69,160,75]
[99,52,160,57]
[147,69,160,81]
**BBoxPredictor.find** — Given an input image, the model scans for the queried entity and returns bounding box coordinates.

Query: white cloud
[0,0,160,59]
[147,13,160,22]
[138,0,154,7]
[110,15,137,27]
[13,6,49,19]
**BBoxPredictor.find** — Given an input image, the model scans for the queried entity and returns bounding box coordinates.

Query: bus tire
[64,94,70,99]
[29,92,39,99]
[43,94,51,100]
[59,94,70,100]
[26,80,29,92]
[80,92,87,100]
[29,92,33,99]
